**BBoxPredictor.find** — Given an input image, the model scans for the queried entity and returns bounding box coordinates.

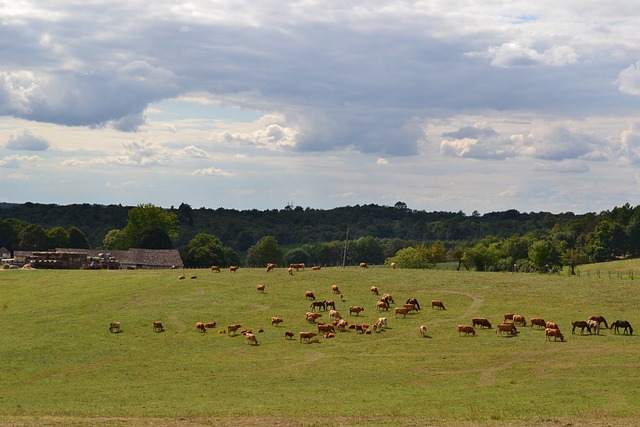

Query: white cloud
[0,154,40,168]
[5,128,50,151]
[192,166,233,177]
[618,61,640,96]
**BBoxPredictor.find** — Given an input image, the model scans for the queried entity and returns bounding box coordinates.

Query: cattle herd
[108,264,634,348]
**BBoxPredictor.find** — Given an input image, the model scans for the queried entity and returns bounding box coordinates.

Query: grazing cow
[336,319,348,331]
[381,294,395,304]
[285,331,295,339]
[305,291,316,300]
[290,263,305,271]
[178,274,186,280]
[229,266,238,273]
[109,322,121,333]
[391,262,396,269]
[457,325,476,336]
[546,328,565,342]
[204,322,217,329]
[419,325,427,338]
[472,317,492,329]
[611,320,633,335]
[210,265,221,272]
[504,313,515,322]
[271,317,284,326]
[406,298,421,310]
[153,321,164,332]
[256,284,266,293]
[376,301,389,312]
[394,307,412,317]
[588,316,609,329]
[306,313,322,323]
[310,301,326,311]
[324,300,336,310]
[195,322,207,333]
[288,267,293,275]
[359,262,368,268]
[266,263,276,272]
[329,310,342,320]
[312,266,321,270]
[349,306,365,316]
[227,324,242,335]
[339,293,344,301]
[245,333,258,345]
[190,276,197,280]
[403,303,419,312]
[377,317,388,328]
[545,322,559,330]
[299,331,318,342]
[571,320,591,335]
[431,300,446,310]
[496,323,518,336]
[370,286,379,295]
[512,315,526,327]
[331,284,340,294]
[318,324,335,334]
[587,319,600,335]
[530,318,546,330]
[324,332,335,339]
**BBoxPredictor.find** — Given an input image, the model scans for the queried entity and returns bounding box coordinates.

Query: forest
[0,201,638,272]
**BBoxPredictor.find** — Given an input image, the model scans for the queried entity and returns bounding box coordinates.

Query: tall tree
[245,236,284,267]
[182,233,228,268]
[68,226,90,249]
[122,204,178,249]
[17,224,48,251]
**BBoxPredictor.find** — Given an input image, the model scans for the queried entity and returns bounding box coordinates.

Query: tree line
[1,201,639,272]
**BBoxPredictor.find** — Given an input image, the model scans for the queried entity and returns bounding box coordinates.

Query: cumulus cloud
[482,41,579,68]
[62,139,170,167]
[179,145,208,158]
[440,124,517,159]
[192,166,233,177]
[211,115,297,150]
[618,61,640,96]
[0,154,40,168]
[5,129,50,151]
[522,127,604,161]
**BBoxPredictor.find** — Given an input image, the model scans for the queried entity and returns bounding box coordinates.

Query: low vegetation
[0,265,638,426]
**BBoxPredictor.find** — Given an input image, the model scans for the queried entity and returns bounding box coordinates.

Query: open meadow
[0,265,638,426]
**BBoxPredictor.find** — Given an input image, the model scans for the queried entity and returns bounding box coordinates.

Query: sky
[2,1,640,215]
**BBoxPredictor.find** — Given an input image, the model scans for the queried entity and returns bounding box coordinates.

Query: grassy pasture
[0,266,638,426]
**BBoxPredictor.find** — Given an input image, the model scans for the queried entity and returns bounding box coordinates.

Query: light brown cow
[431,300,446,310]
[227,324,242,335]
[370,286,379,295]
[288,267,293,275]
[271,317,284,326]
[290,263,305,271]
[496,322,518,336]
[457,325,476,336]
[376,301,389,312]
[266,263,276,272]
[109,322,121,333]
[419,325,427,338]
[512,315,526,327]
[210,265,221,272]
[312,266,321,270]
[329,310,342,320]
[245,333,258,345]
[504,313,515,322]
[306,313,322,323]
[381,294,395,304]
[256,284,266,293]
[336,319,348,331]
[394,307,411,317]
[390,262,396,269]
[331,284,340,294]
[229,266,239,273]
[305,291,316,300]
[546,322,559,330]
[349,306,365,316]
[324,300,336,310]
[530,318,546,330]
[546,328,565,342]
[403,303,419,312]
[318,324,335,334]
[472,317,492,329]
[299,331,318,342]
[153,321,164,332]
[285,331,294,339]
[588,315,609,329]
[178,274,186,280]
[195,322,207,333]
[359,262,368,268]
[204,322,217,329]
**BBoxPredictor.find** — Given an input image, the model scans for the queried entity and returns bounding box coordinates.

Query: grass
[0,265,638,426]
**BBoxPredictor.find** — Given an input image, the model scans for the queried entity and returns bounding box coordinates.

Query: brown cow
[496,322,518,336]
[376,301,389,312]
[381,294,395,304]
[310,301,326,311]
[227,324,242,335]
[306,313,322,323]
[305,291,316,300]
[266,263,276,272]
[290,263,305,271]
[457,325,476,336]
[530,317,546,330]
[195,322,207,333]
[271,317,284,326]
[394,307,411,317]
[324,300,336,310]
[403,303,419,312]
[546,328,565,342]
[204,322,217,329]
[391,262,396,269]
[419,325,427,338]
[472,317,492,329]
[229,266,238,273]
[546,322,559,330]
[370,286,379,295]
[349,306,365,316]
[431,300,446,310]
[299,331,318,342]
[245,333,259,345]
[210,265,221,272]
[153,321,164,332]
[178,274,186,280]
[331,284,340,294]
[359,262,368,268]
[329,310,342,320]
[588,315,609,329]
[512,315,526,327]
[318,324,335,334]
[571,320,591,335]
[285,331,295,339]
[504,313,515,322]
[406,298,421,310]
[312,266,321,270]
[256,284,266,293]
[109,322,121,333]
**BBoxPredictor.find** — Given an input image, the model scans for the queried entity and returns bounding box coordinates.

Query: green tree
[17,224,48,251]
[122,204,178,249]
[102,229,128,250]
[587,220,627,261]
[463,242,501,271]
[245,236,284,267]
[561,248,588,275]
[182,233,226,268]
[68,226,90,249]
[46,226,69,248]
[528,240,552,272]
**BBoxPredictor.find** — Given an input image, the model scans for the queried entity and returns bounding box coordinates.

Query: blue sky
[2,1,640,214]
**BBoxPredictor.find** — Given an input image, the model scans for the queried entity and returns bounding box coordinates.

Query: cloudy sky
[2,1,640,215]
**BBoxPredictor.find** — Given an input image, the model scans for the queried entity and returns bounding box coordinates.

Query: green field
[0,266,638,426]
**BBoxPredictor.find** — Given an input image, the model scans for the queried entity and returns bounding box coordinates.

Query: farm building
[13,248,183,270]
[0,247,10,260]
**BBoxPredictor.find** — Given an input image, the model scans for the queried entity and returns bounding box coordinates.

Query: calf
[419,325,427,338]
[370,286,379,295]
[271,317,284,326]
[329,310,342,320]
[109,322,121,333]
[153,321,164,332]
[306,313,322,323]
[457,325,476,336]
[227,324,242,335]
[245,333,258,345]
[305,291,316,300]
[285,331,295,339]
[256,284,266,293]
[431,300,446,310]
[331,284,340,294]
[546,328,565,342]
[471,317,492,329]
[376,301,389,312]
